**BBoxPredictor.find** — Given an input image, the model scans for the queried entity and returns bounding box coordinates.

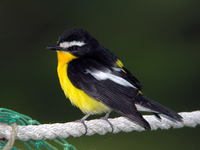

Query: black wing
[67,58,151,129]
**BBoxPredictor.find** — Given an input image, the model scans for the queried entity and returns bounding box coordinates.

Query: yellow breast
[57,51,111,114]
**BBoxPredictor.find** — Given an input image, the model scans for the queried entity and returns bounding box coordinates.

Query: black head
[46,29,99,57]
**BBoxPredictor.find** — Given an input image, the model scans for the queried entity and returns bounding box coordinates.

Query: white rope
[0,111,199,141]
[2,123,18,150]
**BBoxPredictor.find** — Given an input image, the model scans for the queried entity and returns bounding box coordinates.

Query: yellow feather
[57,51,111,114]
[116,59,123,68]
[116,59,126,73]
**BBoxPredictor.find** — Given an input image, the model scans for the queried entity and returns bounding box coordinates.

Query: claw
[75,113,91,135]
[101,111,114,133]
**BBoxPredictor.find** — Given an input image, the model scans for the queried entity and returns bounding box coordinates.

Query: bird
[46,29,182,132]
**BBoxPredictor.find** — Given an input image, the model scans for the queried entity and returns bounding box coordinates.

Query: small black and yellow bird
[47,29,182,131]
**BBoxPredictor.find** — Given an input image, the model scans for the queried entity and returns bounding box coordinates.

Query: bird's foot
[75,113,91,135]
[101,111,114,133]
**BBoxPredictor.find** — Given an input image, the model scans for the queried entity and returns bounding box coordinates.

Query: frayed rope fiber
[0,111,199,141]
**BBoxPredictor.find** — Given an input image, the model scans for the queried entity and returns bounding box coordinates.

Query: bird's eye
[68,46,79,51]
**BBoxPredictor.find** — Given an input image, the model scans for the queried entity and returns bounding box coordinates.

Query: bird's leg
[101,111,114,133]
[75,113,91,135]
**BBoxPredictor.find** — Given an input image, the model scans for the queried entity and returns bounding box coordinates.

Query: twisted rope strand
[0,111,199,141]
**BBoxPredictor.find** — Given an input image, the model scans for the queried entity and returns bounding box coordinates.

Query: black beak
[46,44,62,50]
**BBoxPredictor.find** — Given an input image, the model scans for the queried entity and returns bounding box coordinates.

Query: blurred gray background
[0,0,199,149]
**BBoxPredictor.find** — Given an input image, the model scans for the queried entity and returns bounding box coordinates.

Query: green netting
[0,108,77,150]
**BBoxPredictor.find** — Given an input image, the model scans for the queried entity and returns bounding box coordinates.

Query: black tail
[134,94,183,121]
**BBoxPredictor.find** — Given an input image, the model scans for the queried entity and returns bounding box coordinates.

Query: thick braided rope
[0,111,199,141]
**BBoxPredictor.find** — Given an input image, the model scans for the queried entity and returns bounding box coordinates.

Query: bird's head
[46,29,99,57]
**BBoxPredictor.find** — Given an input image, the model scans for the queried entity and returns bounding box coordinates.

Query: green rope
[0,108,77,150]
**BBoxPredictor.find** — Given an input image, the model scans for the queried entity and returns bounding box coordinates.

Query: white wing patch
[59,41,85,49]
[86,69,137,89]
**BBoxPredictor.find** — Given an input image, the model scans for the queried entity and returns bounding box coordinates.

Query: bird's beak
[46,44,62,50]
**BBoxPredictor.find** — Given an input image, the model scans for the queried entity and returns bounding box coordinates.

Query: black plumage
[67,57,151,129]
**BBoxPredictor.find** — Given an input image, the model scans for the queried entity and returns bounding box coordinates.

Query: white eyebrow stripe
[59,41,85,48]
[86,69,137,89]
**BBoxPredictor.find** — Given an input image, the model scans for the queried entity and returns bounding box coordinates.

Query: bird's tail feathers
[134,94,182,121]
